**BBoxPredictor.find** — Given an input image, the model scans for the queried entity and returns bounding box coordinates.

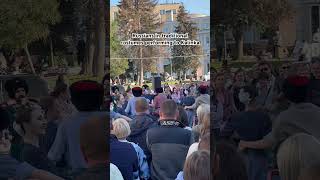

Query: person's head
[311,58,320,79]
[234,68,246,83]
[69,80,104,111]
[39,96,61,122]
[238,85,258,106]
[155,87,163,94]
[80,115,108,164]
[258,61,272,76]
[198,85,208,94]
[257,72,271,90]
[282,76,310,104]
[4,77,29,101]
[159,100,178,120]
[165,86,171,94]
[298,164,320,180]
[214,141,248,180]
[196,104,210,125]
[277,133,320,180]
[132,87,143,97]
[51,82,70,100]
[279,63,291,79]
[111,118,131,140]
[183,150,210,180]
[135,97,149,113]
[15,102,47,137]
[0,108,12,154]
[214,73,225,89]
[177,106,188,127]
[295,62,311,78]
[173,87,178,93]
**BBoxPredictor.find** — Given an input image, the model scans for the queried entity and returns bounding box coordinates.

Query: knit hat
[4,78,29,98]
[70,80,104,111]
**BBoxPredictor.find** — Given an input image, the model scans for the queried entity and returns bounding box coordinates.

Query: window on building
[166,10,171,14]
[312,6,320,34]
[173,9,177,14]
[160,10,165,15]
[206,37,210,45]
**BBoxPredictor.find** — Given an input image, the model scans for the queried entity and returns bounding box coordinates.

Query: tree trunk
[49,37,54,67]
[93,0,106,77]
[24,45,36,74]
[235,31,244,60]
[139,48,144,86]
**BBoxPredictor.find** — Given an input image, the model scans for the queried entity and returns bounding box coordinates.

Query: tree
[110,20,129,78]
[117,0,159,85]
[0,0,61,74]
[171,5,201,80]
[216,0,291,60]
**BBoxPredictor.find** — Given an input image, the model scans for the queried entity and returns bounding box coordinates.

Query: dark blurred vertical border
[105,0,111,179]
[209,0,217,179]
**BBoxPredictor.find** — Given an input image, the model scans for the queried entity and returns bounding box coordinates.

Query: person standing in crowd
[213,73,234,121]
[112,118,150,180]
[171,87,181,104]
[50,82,78,119]
[221,85,271,180]
[113,94,127,116]
[48,80,106,176]
[255,72,274,109]
[76,116,108,180]
[164,86,172,99]
[275,63,291,94]
[192,104,210,142]
[231,68,246,112]
[147,100,194,180]
[184,85,210,111]
[125,87,148,117]
[110,120,139,180]
[128,97,157,163]
[15,102,60,176]
[239,76,320,152]
[309,58,320,106]
[2,77,35,160]
[152,87,168,115]
[177,106,192,131]
[294,62,311,78]
[277,133,320,180]
[0,107,64,180]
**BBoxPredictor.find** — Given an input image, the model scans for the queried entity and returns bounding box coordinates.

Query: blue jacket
[110,135,139,180]
[120,140,150,180]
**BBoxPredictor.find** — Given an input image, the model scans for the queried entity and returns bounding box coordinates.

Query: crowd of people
[0,57,320,180]
[0,76,108,179]
[210,58,320,180]
[110,80,211,180]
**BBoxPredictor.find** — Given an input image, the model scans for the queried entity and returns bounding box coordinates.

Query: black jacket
[146,120,194,180]
[128,113,157,163]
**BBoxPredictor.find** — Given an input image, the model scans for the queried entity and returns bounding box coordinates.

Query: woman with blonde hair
[192,104,210,141]
[112,118,150,180]
[277,133,320,180]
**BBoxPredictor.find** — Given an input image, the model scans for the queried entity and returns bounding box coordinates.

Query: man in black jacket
[146,100,194,180]
[128,97,157,164]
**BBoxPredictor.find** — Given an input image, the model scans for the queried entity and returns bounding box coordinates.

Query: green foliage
[110,59,129,78]
[172,5,202,74]
[0,0,61,49]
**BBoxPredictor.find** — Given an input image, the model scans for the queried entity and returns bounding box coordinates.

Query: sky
[110,0,210,16]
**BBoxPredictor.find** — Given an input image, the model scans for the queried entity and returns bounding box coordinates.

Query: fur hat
[4,78,29,98]
[70,80,104,111]
[282,76,310,103]
[132,87,142,97]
